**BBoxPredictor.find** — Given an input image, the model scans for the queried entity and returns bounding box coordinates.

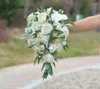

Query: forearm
[68,14,100,32]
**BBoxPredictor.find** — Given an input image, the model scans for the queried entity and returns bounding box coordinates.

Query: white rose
[37,32,49,46]
[51,13,68,22]
[51,12,62,22]
[32,21,41,32]
[61,26,69,39]
[49,44,56,53]
[54,39,62,51]
[43,54,55,63]
[38,12,47,23]
[41,23,53,34]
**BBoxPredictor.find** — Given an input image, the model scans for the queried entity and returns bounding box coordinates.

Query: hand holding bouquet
[24,7,74,79]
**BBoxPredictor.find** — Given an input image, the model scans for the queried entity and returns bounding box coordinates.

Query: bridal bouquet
[24,7,74,79]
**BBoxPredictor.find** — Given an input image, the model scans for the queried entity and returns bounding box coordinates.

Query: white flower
[32,21,41,32]
[51,13,68,22]
[51,12,62,22]
[38,12,47,23]
[49,44,56,53]
[37,32,49,46]
[61,26,69,39]
[41,23,53,34]
[54,39,62,51]
[43,54,55,63]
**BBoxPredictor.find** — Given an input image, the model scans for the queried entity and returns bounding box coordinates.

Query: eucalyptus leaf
[49,8,53,15]
[41,63,46,71]
[65,18,75,26]
[63,46,67,51]
[66,43,69,48]
[46,63,51,71]
[42,71,48,79]
[34,56,38,64]
[48,67,53,75]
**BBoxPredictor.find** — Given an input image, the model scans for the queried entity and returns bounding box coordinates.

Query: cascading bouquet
[24,7,74,79]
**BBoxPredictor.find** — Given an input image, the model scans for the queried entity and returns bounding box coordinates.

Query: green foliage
[37,6,46,13]
[42,63,53,79]
[80,0,94,17]
[0,0,24,25]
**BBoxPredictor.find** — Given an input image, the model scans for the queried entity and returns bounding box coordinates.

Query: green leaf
[48,67,53,76]
[52,52,58,62]
[49,7,53,15]
[42,71,48,79]
[63,46,66,51]
[42,63,54,79]
[55,29,63,35]
[42,44,46,55]
[28,45,33,48]
[38,55,43,64]
[41,63,46,71]
[40,5,45,11]
[46,63,51,71]
[65,18,75,26]
[34,57,38,64]
[63,42,69,52]
[37,6,45,13]
[69,20,75,26]
[66,43,69,48]
[59,9,64,14]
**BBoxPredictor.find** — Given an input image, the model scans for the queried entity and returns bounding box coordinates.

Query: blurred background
[0,0,100,68]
